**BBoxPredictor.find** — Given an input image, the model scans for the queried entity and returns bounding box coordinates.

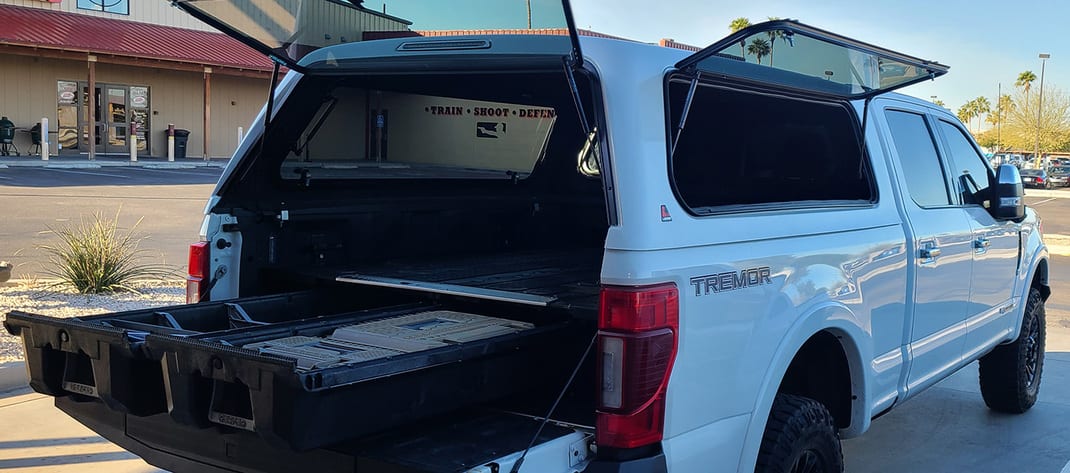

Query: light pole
[1035,53,1050,168]
[931,95,938,103]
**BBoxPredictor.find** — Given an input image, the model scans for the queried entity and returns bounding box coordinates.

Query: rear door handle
[974,238,991,250]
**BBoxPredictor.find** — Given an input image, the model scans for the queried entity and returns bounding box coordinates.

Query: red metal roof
[0,4,272,71]
[658,39,701,52]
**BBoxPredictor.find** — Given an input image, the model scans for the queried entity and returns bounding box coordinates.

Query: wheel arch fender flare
[735,300,873,473]
[1011,247,1049,342]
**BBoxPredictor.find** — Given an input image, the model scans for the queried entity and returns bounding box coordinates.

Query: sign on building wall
[57,81,78,105]
[130,87,148,108]
[77,0,129,14]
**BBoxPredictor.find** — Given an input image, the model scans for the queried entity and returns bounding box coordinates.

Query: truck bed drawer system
[4,287,585,451]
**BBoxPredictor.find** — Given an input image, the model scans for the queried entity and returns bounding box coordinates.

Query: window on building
[77,0,128,15]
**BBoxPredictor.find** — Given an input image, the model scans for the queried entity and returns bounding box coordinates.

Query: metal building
[0,0,408,160]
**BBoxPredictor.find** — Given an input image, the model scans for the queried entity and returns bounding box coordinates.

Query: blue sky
[570,0,1068,124]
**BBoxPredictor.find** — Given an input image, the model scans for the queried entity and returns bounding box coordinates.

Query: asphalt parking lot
[0,166,222,277]
[1,167,1070,472]
[0,165,222,188]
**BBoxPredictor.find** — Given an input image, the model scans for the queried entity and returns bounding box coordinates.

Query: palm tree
[958,102,976,128]
[729,17,751,59]
[985,95,1015,122]
[1017,70,1037,103]
[973,96,991,133]
[985,94,1014,152]
[933,99,946,108]
[747,38,772,65]
[765,17,784,66]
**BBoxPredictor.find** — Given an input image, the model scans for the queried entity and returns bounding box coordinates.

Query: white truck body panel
[194,34,1046,473]
[576,37,1044,473]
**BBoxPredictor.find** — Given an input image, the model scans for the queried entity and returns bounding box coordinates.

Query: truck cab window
[884,110,953,207]
[938,120,993,206]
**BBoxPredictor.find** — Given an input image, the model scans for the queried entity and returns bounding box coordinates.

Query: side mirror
[992,164,1025,221]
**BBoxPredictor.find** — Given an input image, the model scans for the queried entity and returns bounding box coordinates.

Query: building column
[87,55,96,161]
[204,66,212,160]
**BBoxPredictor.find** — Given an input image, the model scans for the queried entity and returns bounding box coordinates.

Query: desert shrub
[40,211,173,294]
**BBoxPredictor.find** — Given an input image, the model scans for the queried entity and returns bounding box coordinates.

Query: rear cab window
[280,88,557,181]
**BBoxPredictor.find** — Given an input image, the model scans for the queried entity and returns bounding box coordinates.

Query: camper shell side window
[665,76,876,215]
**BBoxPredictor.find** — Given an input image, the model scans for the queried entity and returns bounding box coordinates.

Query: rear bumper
[586,454,668,473]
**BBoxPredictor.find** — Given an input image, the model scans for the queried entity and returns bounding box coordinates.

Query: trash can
[173,129,190,160]
[0,116,17,156]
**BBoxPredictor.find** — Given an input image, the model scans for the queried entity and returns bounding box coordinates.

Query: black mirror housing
[992,164,1025,220]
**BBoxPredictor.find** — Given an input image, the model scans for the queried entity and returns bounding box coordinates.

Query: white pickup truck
[4,3,1047,473]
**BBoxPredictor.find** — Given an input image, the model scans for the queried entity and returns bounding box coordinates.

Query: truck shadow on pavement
[0,436,111,449]
[0,451,141,468]
[844,352,1070,472]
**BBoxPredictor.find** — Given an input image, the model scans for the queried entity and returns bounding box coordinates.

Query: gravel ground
[0,280,185,362]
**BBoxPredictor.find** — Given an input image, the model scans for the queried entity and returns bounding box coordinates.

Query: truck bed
[4,282,593,452]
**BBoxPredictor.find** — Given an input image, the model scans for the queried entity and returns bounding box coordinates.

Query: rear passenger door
[934,119,1020,357]
[882,108,974,395]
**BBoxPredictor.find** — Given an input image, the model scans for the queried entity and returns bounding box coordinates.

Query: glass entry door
[69,82,149,156]
[104,87,128,152]
[78,85,129,154]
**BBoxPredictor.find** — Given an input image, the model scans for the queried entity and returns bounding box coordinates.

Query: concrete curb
[1025,188,1070,198]
[0,361,28,393]
[143,164,199,170]
[45,163,103,169]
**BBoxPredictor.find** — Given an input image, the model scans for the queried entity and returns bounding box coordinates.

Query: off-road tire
[978,287,1046,413]
[755,394,843,473]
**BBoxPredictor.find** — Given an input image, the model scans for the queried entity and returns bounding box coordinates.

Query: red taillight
[1037,177,1045,183]
[186,241,210,303]
[596,284,679,449]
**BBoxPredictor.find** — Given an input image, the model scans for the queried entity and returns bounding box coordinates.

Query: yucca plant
[40,210,173,294]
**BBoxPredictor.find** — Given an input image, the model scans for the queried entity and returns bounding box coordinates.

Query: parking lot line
[44,168,128,178]
[130,167,220,177]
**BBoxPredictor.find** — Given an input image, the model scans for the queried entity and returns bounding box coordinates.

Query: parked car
[1021,168,1054,188]
[3,12,1047,473]
[1049,166,1070,187]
